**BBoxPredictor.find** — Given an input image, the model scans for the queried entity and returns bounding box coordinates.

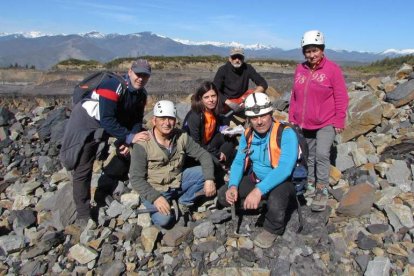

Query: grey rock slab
[0,235,25,255]
[209,209,232,224]
[355,254,370,274]
[366,224,389,234]
[384,203,414,231]
[69,244,98,265]
[102,260,125,276]
[141,226,160,253]
[106,200,124,218]
[357,232,377,250]
[193,220,215,239]
[385,160,412,192]
[364,256,390,276]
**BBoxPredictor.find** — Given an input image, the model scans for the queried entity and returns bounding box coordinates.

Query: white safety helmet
[301,30,325,48]
[153,100,177,118]
[244,92,273,117]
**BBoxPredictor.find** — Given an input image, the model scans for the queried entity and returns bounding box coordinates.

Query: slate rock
[37,107,66,141]
[20,259,48,276]
[385,78,414,107]
[356,232,377,250]
[9,209,36,233]
[209,209,232,224]
[366,224,389,234]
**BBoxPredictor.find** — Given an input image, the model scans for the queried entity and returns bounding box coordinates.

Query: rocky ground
[0,63,414,275]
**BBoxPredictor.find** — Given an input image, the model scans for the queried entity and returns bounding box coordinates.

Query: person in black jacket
[213,47,268,117]
[183,81,237,186]
[60,59,152,228]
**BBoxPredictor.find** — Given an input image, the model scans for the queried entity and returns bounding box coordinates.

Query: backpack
[244,121,308,195]
[72,71,127,106]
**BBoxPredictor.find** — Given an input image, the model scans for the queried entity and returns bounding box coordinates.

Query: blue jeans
[142,166,205,227]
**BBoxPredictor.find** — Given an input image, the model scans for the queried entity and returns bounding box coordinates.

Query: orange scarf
[203,110,216,143]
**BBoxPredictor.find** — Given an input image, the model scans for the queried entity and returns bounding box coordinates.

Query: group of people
[60,30,349,249]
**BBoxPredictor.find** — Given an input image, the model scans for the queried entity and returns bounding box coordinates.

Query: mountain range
[1,31,413,70]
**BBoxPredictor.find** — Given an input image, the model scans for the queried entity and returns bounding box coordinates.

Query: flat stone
[193,220,215,239]
[209,209,232,224]
[365,256,390,276]
[366,224,389,234]
[0,235,25,255]
[384,204,414,232]
[355,254,370,273]
[337,183,375,217]
[141,226,160,253]
[69,244,98,265]
[357,232,377,250]
[163,226,191,247]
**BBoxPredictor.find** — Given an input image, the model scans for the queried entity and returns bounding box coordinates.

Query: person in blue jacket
[217,92,298,249]
[61,59,152,228]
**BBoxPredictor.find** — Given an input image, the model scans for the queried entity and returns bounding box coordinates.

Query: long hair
[191,81,222,115]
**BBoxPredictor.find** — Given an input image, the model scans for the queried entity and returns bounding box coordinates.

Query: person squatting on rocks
[213,47,268,121]
[217,92,299,249]
[129,100,217,228]
[182,81,237,187]
[60,59,152,227]
[288,30,349,211]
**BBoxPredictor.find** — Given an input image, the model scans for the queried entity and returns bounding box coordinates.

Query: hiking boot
[304,182,316,198]
[311,187,328,212]
[253,229,278,249]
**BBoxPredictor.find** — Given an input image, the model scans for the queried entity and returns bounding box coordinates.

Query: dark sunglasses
[230,54,244,60]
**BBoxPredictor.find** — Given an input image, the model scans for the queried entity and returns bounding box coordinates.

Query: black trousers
[72,136,99,219]
[217,174,297,235]
[72,136,129,219]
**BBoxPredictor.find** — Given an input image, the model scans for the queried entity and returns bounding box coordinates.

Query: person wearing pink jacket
[289,30,349,212]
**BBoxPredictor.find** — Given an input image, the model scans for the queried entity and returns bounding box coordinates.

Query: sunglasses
[230,54,244,60]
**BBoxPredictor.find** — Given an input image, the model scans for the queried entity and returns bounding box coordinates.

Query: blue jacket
[229,122,298,195]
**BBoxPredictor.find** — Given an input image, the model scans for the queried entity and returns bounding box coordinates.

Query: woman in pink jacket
[289,30,349,212]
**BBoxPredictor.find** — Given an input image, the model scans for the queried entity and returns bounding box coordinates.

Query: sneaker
[311,187,328,212]
[253,229,278,249]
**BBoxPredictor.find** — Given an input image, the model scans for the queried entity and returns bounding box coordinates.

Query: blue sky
[1,0,413,53]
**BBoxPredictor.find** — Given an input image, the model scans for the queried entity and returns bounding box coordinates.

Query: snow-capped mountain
[0,31,411,69]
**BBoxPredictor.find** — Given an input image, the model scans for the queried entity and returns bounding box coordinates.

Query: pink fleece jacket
[288,57,349,130]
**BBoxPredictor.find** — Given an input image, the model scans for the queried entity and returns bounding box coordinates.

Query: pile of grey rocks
[0,63,414,275]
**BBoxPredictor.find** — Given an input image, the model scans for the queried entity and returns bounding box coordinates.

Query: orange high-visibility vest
[243,121,290,171]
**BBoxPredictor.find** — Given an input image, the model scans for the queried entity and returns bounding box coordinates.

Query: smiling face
[152,116,176,137]
[128,69,150,90]
[201,89,218,111]
[249,113,273,134]
[303,46,324,67]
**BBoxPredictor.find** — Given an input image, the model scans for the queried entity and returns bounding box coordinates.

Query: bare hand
[335,127,344,134]
[219,152,226,162]
[243,188,262,210]
[132,131,150,144]
[118,144,129,156]
[225,186,238,205]
[153,196,171,216]
[204,180,216,197]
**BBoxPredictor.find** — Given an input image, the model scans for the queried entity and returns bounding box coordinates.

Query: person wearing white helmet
[129,100,217,228]
[217,92,299,249]
[289,30,349,211]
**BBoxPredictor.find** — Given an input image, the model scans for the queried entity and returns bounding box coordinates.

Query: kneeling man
[130,100,216,228]
[217,93,298,248]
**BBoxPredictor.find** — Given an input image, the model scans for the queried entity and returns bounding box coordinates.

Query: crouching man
[129,100,216,228]
[217,93,298,248]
